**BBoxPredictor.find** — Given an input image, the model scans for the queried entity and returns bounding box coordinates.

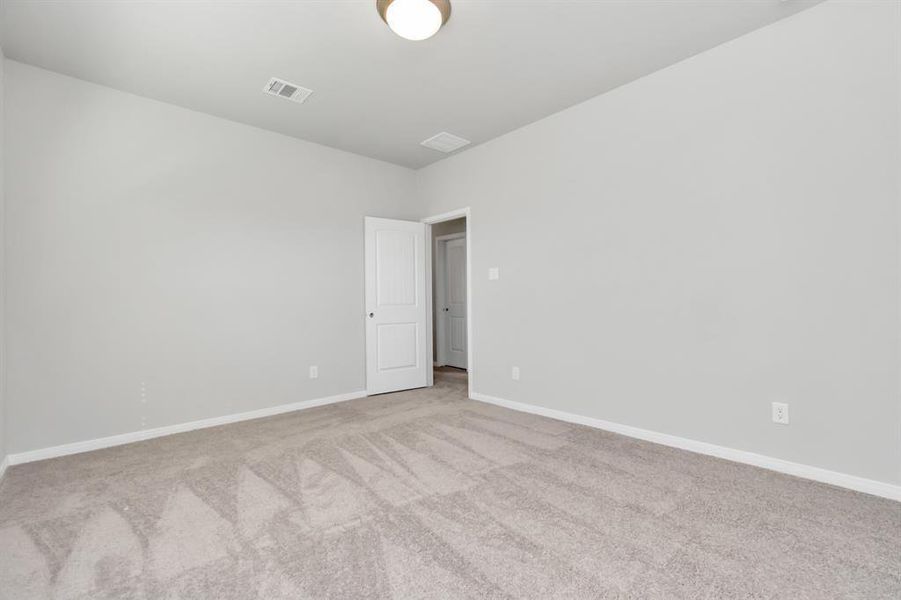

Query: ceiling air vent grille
[421,132,471,153]
[263,77,313,104]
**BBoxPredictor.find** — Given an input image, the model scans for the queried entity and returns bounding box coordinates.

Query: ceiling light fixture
[377,0,451,41]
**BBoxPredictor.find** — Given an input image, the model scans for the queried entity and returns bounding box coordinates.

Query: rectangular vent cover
[263,77,313,104]
[421,132,471,153]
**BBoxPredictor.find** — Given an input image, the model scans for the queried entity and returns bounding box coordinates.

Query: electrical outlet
[511,366,520,381]
[772,402,789,425]
[488,267,499,280]
[309,366,319,379]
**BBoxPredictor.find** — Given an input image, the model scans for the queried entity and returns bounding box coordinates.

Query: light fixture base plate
[376,0,451,28]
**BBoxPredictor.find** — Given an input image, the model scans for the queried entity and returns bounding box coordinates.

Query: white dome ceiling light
[377,0,451,41]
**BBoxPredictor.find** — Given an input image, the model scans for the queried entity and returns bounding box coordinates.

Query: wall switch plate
[488,267,499,280]
[309,366,319,379]
[772,402,789,424]
[511,366,520,381]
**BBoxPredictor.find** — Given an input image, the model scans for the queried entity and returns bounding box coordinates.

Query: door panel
[377,323,419,370]
[365,217,428,395]
[449,317,466,353]
[376,230,417,306]
[443,237,467,369]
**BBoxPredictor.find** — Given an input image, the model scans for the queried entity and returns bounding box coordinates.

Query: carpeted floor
[0,369,898,599]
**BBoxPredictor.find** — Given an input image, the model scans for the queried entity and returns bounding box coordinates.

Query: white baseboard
[7,390,367,467]
[0,455,8,482]
[470,392,901,502]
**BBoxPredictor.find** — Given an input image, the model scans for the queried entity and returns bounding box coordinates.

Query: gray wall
[417,1,901,485]
[431,218,466,239]
[3,0,899,489]
[4,61,417,454]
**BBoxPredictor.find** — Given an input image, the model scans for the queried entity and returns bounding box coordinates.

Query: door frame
[434,232,466,368]
[422,207,472,398]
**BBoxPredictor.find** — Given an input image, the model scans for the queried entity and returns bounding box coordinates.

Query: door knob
[369,312,375,318]
[443,308,449,312]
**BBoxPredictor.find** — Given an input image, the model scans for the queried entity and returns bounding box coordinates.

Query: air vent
[421,132,471,153]
[263,77,313,104]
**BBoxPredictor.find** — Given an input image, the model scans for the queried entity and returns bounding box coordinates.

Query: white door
[442,237,467,369]
[365,217,429,395]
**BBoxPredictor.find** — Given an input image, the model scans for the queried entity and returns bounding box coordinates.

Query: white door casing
[441,236,467,368]
[365,217,429,395]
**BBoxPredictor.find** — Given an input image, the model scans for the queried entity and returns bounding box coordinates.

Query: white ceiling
[1,0,822,169]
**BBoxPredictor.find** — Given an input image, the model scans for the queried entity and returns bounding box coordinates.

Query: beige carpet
[0,369,898,599]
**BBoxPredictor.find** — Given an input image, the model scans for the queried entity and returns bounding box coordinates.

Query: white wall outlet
[309,365,319,379]
[488,267,499,280]
[772,402,789,424]
[511,366,520,381]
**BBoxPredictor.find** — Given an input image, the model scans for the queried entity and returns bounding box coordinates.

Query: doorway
[423,208,472,397]
[363,209,472,398]
[433,226,467,369]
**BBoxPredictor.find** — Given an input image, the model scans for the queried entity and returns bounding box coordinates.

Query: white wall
[417,1,901,485]
[4,61,417,454]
